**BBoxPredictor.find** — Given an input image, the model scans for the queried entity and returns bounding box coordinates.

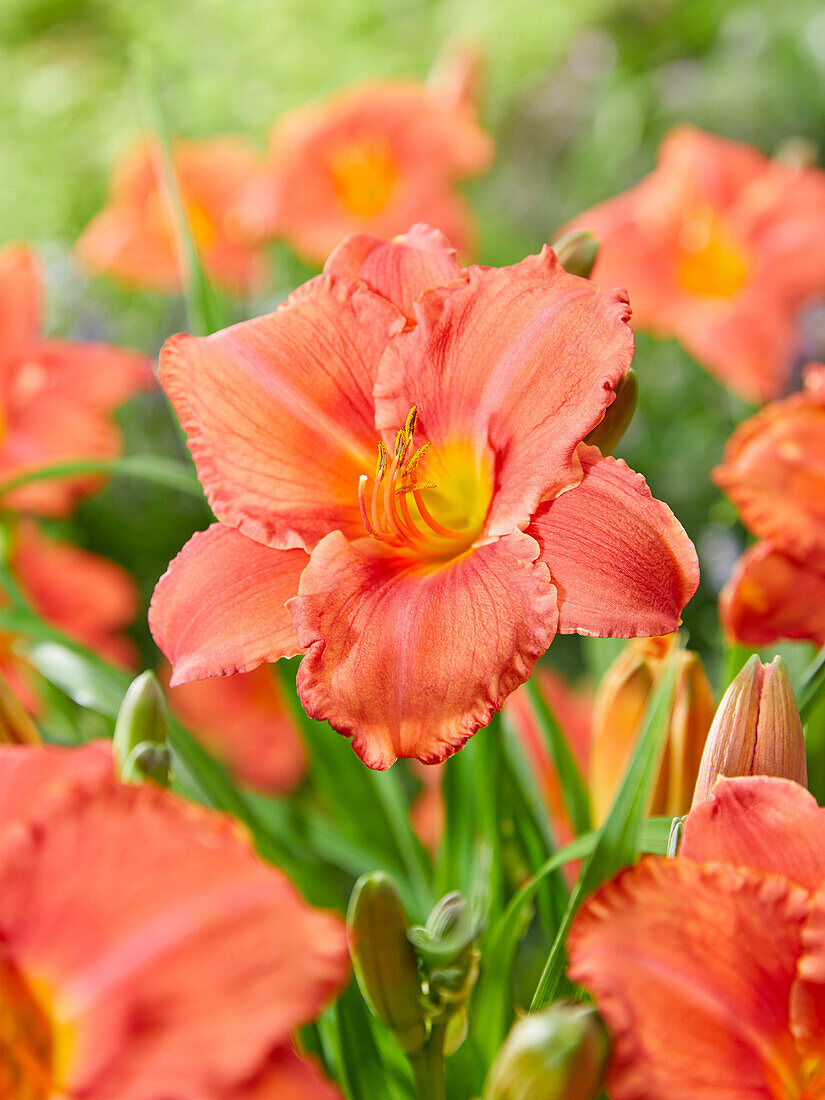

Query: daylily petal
[14,519,139,667]
[0,767,348,1099]
[160,274,404,550]
[374,248,634,535]
[149,524,308,685]
[682,776,825,892]
[719,542,825,647]
[0,244,40,381]
[792,883,825,1065]
[323,223,464,320]
[238,1043,342,1099]
[528,446,699,637]
[714,391,825,567]
[568,856,809,1100]
[0,740,113,823]
[163,663,306,794]
[291,530,558,768]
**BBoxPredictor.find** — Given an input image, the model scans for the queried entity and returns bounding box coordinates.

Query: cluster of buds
[346,874,481,1061]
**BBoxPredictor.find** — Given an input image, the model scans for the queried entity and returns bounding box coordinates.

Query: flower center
[329,139,398,217]
[0,955,53,1099]
[676,206,749,297]
[358,407,492,562]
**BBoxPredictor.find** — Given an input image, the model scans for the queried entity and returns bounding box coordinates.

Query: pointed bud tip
[113,671,169,785]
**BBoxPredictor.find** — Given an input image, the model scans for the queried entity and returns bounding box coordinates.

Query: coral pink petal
[0,741,113,824]
[528,446,698,637]
[682,776,825,892]
[324,223,464,320]
[0,244,40,383]
[375,248,635,535]
[149,524,308,685]
[0,774,348,1100]
[238,1043,342,1099]
[291,530,558,768]
[568,856,809,1100]
[160,274,403,550]
[14,519,139,666]
[793,883,825,1063]
[719,541,825,648]
[163,663,306,793]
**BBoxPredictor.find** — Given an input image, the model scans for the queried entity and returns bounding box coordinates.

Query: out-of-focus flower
[0,245,152,516]
[691,654,806,808]
[565,126,825,403]
[150,230,698,768]
[484,1003,609,1100]
[590,634,714,823]
[0,740,347,1099]
[77,137,267,296]
[714,363,825,645]
[568,774,825,1100]
[233,79,493,265]
[161,661,306,793]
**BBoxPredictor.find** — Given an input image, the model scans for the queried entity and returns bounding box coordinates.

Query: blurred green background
[2,0,825,679]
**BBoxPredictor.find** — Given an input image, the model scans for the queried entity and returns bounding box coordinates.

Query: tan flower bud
[691,655,807,808]
[590,635,715,823]
[483,1003,609,1100]
[551,229,599,279]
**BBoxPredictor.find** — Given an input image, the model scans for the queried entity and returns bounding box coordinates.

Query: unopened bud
[552,229,599,279]
[584,369,638,455]
[591,635,715,823]
[0,672,40,745]
[347,872,427,1053]
[691,655,807,808]
[113,671,169,786]
[409,891,480,964]
[484,1003,609,1100]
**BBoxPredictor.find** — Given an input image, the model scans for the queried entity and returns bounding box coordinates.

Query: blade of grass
[799,645,825,723]
[530,657,678,1011]
[0,456,204,500]
[435,739,477,897]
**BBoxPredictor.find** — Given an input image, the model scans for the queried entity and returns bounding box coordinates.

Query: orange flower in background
[150,228,698,769]
[0,520,138,718]
[0,740,347,1099]
[161,661,306,793]
[565,126,825,402]
[568,776,825,1100]
[77,137,267,296]
[714,363,825,646]
[234,79,494,264]
[0,245,152,516]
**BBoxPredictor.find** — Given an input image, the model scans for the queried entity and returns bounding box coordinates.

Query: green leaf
[524,677,591,836]
[799,645,825,723]
[326,980,409,1100]
[28,640,130,716]
[530,657,678,1011]
[0,456,204,501]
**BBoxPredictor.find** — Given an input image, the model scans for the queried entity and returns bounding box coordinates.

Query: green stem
[409,1025,446,1100]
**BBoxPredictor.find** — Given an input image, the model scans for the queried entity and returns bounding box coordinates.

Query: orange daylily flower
[568,776,825,1100]
[0,245,152,516]
[233,79,493,264]
[77,137,267,295]
[564,126,825,402]
[714,363,825,646]
[0,740,347,1099]
[161,661,306,794]
[149,228,698,769]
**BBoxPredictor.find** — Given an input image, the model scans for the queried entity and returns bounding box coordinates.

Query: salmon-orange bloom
[77,137,267,296]
[234,79,493,264]
[565,126,825,403]
[568,776,825,1100]
[0,245,152,516]
[0,740,347,1099]
[714,364,825,646]
[162,662,306,794]
[150,227,698,769]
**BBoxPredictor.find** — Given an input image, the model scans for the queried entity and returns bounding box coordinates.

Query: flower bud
[584,369,638,455]
[691,655,807,808]
[552,229,599,279]
[346,872,427,1053]
[113,671,170,786]
[590,635,715,823]
[483,1003,609,1100]
[0,672,40,745]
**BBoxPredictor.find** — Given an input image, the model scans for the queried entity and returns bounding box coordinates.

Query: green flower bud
[551,229,599,279]
[346,872,427,1053]
[584,369,638,455]
[484,1003,609,1100]
[113,671,169,786]
[408,891,483,965]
